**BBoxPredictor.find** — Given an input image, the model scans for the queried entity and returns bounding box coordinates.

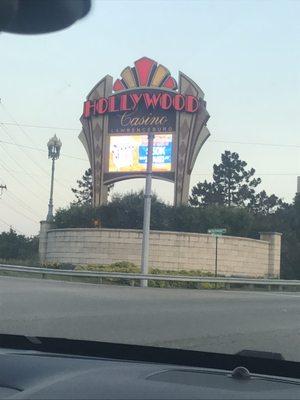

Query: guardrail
[0,263,300,291]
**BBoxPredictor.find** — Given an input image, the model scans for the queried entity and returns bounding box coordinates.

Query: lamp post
[46,135,62,222]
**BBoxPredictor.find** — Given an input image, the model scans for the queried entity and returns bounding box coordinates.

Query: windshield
[0,0,299,364]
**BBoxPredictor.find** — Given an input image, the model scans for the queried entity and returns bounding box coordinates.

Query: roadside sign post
[215,236,218,277]
[207,229,227,277]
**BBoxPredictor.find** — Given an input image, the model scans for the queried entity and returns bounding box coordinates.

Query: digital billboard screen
[108,134,172,173]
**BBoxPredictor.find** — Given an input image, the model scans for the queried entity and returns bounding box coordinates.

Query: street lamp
[46,135,62,222]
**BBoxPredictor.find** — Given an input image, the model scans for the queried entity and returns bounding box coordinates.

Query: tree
[0,228,38,260]
[71,168,113,205]
[190,151,261,207]
[249,190,287,215]
[189,181,223,207]
[190,150,283,214]
[72,168,93,205]
[214,151,262,207]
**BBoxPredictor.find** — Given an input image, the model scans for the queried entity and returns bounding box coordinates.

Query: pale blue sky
[0,0,300,235]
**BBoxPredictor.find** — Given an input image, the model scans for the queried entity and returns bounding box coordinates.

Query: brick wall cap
[259,232,282,236]
[47,227,268,244]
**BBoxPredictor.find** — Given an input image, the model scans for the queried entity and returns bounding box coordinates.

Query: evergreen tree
[71,168,93,205]
[190,150,283,214]
[72,168,114,205]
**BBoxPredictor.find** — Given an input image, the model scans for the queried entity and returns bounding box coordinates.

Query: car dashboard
[0,347,300,399]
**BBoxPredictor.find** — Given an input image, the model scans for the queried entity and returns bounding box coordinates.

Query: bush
[54,204,97,229]
[75,262,139,286]
[54,191,169,230]
[149,268,219,289]
[74,263,221,289]
[75,261,139,273]
[41,262,75,270]
[54,193,261,237]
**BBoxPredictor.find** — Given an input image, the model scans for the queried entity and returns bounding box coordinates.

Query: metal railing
[0,263,299,290]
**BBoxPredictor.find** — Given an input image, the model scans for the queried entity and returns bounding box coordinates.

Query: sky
[0,0,300,236]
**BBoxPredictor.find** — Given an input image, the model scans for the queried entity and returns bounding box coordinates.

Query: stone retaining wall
[39,225,281,278]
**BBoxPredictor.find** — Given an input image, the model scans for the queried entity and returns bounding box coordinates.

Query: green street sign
[208,228,227,236]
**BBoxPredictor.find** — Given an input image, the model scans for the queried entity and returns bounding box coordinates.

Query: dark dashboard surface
[0,335,299,399]
[0,349,299,399]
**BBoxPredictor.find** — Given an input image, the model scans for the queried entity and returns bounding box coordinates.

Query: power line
[0,125,71,202]
[0,106,75,190]
[0,158,71,223]
[1,134,300,166]
[1,133,298,178]
[0,216,25,235]
[0,164,71,183]
[0,130,68,203]
[2,114,300,185]
[0,157,47,203]
[0,121,51,177]
[1,199,39,224]
[210,139,300,149]
[4,191,41,219]
[193,173,300,176]
[0,132,52,193]
[2,120,300,150]
[1,102,49,147]
[0,121,78,132]
[0,136,88,161]
[6,124,299,157]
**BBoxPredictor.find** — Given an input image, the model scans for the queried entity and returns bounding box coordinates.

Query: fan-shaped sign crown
[113,57,178,92]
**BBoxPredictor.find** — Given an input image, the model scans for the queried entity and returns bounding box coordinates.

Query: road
[0,276,299,361]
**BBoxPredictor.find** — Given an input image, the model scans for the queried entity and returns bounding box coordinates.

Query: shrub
[74,263,221,289]
[40,262,75,270]
[75,261,139,273]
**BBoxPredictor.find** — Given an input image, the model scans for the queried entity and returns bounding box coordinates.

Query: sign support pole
[141,132,154,288]
[208,228,226,279]
[215,236,218,277]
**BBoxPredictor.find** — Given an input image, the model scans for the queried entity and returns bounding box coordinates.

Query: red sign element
[135,58,156,86]
[83,91,199,118]
[112,57,178,91]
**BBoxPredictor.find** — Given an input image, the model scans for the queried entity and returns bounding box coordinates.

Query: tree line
[1,150,299,279]
[0,229,38,263]
[65,150,300,279]
[72,150,286,214]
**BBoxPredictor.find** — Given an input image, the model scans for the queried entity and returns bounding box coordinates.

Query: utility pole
[140,132,154,288]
